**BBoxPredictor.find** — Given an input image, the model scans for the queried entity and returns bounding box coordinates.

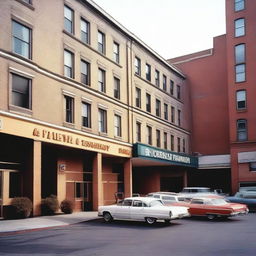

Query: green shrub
[10,197,32,219]
[41,195,59,215]
[60,199,74,214]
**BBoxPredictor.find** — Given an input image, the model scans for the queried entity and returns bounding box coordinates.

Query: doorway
[160,176,183,193]
[0,171,2,217]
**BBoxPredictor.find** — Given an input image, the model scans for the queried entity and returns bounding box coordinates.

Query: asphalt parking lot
[0,213,255,256]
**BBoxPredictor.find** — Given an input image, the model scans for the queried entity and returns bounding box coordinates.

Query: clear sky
[92,0,226,59]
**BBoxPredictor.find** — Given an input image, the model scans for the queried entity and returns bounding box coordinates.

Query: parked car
[146,192,187,204]
[170,195,249,220]
[178,187,223,200]
[226,191,256,212]
[98,196,190,225]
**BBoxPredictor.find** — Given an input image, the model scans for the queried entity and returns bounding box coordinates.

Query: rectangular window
[136,122,141,142]
[64,5,74,34]
[170,80,174,95]
[146,93,151,112]
[177,137,181,152]
[9,172,22,198]
[12,73,31,109]
[235,18,245,37]
[81,60,90,85]
[113,42,120,63]
[235,0,245,11]
[171,106,175,123]
[177,85,181,99]
[135,87,141,108]
[236,90,246,110]
[171,135,174,151]
[98,108,107,133]
[82,102,91,128]
[65,95,74,123]
[182,139,186,153]
[98,68,106,92]
[164,103,168,120]
[156,99,161,117]
[235,44,245,64]
[237,119,247,141]
[235,64,245,82]
[155,69,160,87]
[114,114,122,137]
[114,77,120,99]
[164,132,168,149]
[98,31,105,54]
[178,109,181,126]
[64,50,74,78]
[12,20,31,59]
[134,57,141,76]
[163,75,167,91]
[146,63,151,81]
[81,18,90,44]
[147,126,152,145]
[156,129,161,147]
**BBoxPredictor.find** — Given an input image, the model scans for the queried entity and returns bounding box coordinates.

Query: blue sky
[92,0,226,58]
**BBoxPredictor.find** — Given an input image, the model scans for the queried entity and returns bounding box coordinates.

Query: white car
[146,192,187,204]
[98,197,190,225]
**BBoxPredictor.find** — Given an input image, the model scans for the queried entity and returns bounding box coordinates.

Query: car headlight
[169,211,172,217]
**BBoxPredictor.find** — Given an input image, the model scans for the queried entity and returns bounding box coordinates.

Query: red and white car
[170,195,249,220]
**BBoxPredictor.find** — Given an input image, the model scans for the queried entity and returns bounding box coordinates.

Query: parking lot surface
[0,213,255,256]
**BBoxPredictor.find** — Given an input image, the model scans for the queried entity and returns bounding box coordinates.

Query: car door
[130,200,145,220]
[189,199,205,216]
[114,199,132,219]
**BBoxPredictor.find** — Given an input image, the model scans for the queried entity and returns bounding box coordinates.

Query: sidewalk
[0,211,99,234]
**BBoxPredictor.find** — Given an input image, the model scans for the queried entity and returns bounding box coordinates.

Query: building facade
[0,0,193,217]
[169,0,256,194]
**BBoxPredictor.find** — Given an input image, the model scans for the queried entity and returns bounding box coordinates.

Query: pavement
[0,211,99,234]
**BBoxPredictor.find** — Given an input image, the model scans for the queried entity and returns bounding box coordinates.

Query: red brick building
[169,0,256,194]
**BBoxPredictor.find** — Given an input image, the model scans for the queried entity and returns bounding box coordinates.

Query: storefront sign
[133,143,198,168]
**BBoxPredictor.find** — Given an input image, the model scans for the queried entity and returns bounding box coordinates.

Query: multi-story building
[0,0,195,217]
[169,0,256,194]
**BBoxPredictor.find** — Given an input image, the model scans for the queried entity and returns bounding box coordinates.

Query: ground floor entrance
[160,176,184,193]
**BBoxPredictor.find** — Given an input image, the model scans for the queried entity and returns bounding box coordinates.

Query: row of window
[64,5,120,64]
[135,87,182,126]
[134,56,181,99]
[136,121,186,153]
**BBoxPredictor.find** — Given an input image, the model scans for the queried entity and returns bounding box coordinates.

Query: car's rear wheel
[207,214,216,220]
[145,217,157,225]
[103,212,113,222]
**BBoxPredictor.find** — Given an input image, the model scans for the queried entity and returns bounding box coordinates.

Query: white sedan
[98,197,190,225]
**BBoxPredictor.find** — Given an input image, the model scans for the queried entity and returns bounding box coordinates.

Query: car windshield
[209,199,228,205]
[149,200,163,207]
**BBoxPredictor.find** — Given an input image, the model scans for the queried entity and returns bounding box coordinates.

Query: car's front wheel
[207,214,216,220]
[145,217,157,225]
[103,212,113,222]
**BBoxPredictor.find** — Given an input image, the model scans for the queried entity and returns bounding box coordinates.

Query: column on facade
[33,140,41,216]
[124,158,132,198]
[183,171,188,188]
[92,153,103,210]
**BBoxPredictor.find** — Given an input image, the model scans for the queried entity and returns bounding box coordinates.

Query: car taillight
[169,211,172,217]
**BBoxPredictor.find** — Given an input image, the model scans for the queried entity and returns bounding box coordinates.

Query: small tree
[41,195,59,215]
[10,197,32,219]
[60,199,74,214]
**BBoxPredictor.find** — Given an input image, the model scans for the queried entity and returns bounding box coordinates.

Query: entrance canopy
[133,143,198,168]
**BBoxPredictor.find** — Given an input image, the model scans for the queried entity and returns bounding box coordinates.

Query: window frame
[146,93,151,112]
[171,134,174,151]
[135,87,141,108]
[171,106,175,123]
[64,95,74,124]
[164,132,168,149]
[12,20,32,59]
[113,41,120,63]
[235,63,245,83]
[114,77,120,100]
[177,85,181,99]
[156,129,161,148]
[64,5,74,34]
[146,63,151,81]
[236,90,246,110]
[134,57,141,76]
[155,69,160,87]
[235,0,245,12]
[64,49,74,78]
[98,30,105,54]
[146,125,152,145]
[237,119,247,141]
[98,68,106,93]
[114,114,122,137]
[164,103,168,120]
[170,80,174,95]
[136,121,141,142]
[81,101,91,128]
[98,108,107,133]
[155,99,161,117]
[81,59,90,86]
[178,109,181,126]
[235,18,245,37]
[81,18,90,44]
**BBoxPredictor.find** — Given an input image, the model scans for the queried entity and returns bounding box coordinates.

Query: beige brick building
[0,0,196,217]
